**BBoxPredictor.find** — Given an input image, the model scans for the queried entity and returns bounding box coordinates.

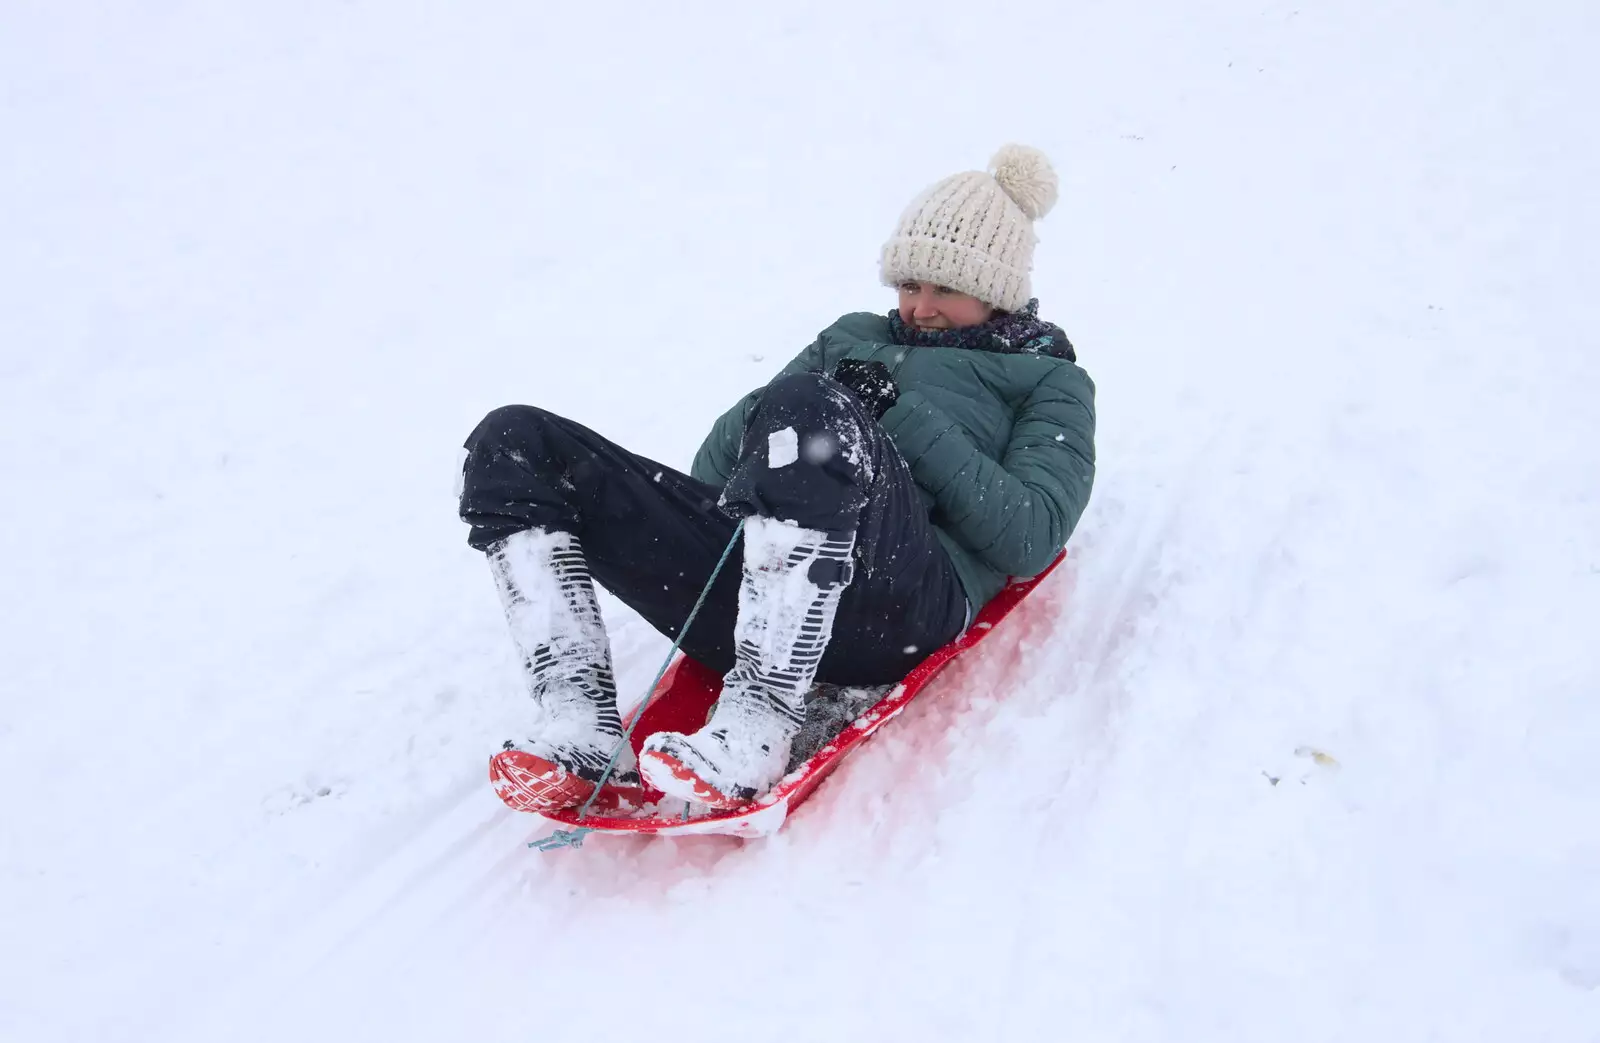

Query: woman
[459,144,1096,811]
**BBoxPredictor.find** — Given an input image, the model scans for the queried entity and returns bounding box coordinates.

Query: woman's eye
[933,285,955,296]
[899,282,920,293]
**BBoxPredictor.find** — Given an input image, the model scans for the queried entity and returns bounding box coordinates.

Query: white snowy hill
[3,3,1597,1040]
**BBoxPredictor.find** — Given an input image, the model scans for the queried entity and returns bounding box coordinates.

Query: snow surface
[3,2,1599,1041]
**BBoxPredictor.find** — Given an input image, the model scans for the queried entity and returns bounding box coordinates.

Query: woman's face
[897,281,995,331]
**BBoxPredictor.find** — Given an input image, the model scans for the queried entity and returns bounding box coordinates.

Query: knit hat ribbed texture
[879,144,1059,313]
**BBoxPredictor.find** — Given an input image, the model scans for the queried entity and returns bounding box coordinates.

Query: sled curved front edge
[534,551,1066,838]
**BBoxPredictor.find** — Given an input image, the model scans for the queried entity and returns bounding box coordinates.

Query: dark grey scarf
[886,298,1076,362]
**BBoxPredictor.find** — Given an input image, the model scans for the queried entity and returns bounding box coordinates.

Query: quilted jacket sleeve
[879,359,1096,577]
[689,388,760,488]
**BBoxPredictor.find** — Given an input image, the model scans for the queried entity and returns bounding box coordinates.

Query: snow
[767,426,800,468]
[2,1,1598,1041]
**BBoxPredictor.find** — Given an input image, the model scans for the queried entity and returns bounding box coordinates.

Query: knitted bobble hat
[879,144,1059,313]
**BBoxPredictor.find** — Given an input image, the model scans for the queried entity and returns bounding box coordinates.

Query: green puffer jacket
[691,311,1097,612]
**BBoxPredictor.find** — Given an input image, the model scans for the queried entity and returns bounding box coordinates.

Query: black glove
[831,358,900,420]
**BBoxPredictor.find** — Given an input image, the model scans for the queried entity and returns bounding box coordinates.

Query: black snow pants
[459,372,968,686]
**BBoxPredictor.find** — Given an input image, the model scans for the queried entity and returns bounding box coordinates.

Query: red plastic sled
[521,552,1064,839]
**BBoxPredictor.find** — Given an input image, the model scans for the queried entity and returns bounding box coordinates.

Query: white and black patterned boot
[485,528,642,813]
[640,517,856,808]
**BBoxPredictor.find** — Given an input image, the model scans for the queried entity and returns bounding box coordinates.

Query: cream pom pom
[988,144,1059,221]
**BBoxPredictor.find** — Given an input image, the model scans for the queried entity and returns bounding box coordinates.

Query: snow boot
[640,517,856,808]
[484,528,643,814]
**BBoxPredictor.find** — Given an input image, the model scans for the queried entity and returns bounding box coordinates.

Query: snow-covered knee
[762,372,865,423]
[475,403,556,444]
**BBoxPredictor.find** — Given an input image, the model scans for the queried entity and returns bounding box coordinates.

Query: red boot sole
[489,749,653,816]
[489,749,598,813]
